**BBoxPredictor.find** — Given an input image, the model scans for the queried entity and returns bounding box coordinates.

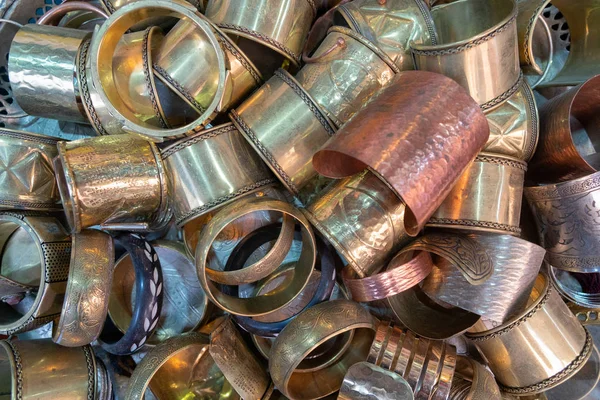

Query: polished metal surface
[55,135,170,233]
[427,153,527,235]
[36,1,108,25]
[313,70,489,236]
[411,0,519,110]
[450,356,502,400]
[161,123,274,228]
[295,26,398,128]
[8,24,91,123]
[339,362,414,400]
[303,170,410,278]
[232,69,337,195]
[335,0,437,70]
[525,172,600,273]
[0,129,60,210]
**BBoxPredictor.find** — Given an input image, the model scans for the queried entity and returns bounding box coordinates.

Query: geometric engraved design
[0,145,56,198]
[484,87,529,159]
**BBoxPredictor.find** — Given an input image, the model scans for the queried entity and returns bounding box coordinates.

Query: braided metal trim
[100,0,116,14]
[83,346,96,400]
[5,339,23,400]
[78,39,109,135]
[523,0,549,66]
[426,218,522,234]
[273,69,336,136]
[305,0,317,16]
[411,13,517,56]
[142,28,168,129]
[413,0,438,45]
[2,312,61,336]
[467,284,552,341]
[500,329,593,394]
[480,71,523,111]
[176,178,276,226]
[0,130,59,145]
[161,125,236,159]
[475,154,528,171]
[216,33,262,84]
[217,23,301,64]
[153,64,206,113]
[0,199,58,210]
[231,110,299,195]
[522,81,539,161]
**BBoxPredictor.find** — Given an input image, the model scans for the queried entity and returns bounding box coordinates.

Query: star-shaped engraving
[0,145,56,196]
[485,95,528,158]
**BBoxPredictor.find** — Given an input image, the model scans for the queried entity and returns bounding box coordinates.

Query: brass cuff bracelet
[313,70,489,236]
[466,273,593,395]
[482,78,539,161]
[205,0,316,68]
[421,232,545,326]
[8,24,91,123]
[210,318,271,400]
[269,299,377,400]
[0,212,71,335]
[295,26,398,128]
[161,122,274,228]
[231,69,337,195]
[410,0,520,111]
[339,362,414,400]
[35,1,108,26]
[525,171,600,273]
[334,0,438,71]
[0,129,61,211]
[125,332,239,400]
[195,196,315,317]
[0,338,104,400]
[569,302,600,326]
[427,153,527,235]
[84,0,227,141]
[108,240,208,345]
[99,0,204,14]
[548,265,600,309]
[367,320,456,400]
[52,229,115,347]
[54,135,171,234]
[528,76,600,183]
[450,356,502,400]
[303,170,410,278]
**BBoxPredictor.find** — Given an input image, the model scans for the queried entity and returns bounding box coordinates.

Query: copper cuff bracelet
[54,135,171,233]
[334,0,438,70]
[8,24,91,123]
[525,171,600,273]
[0,212,71,335]
[161,122,274,228]
[232,69,337,195]
[410,0,520,110]
[313,70,489,236]
[0,129,61,211]
[466,273,593,395]
[427,153,527,235]
[367,320,456,400]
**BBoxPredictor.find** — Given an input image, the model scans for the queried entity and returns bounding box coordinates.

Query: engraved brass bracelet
[0,129,61,211]
[54,135,171,233]
[231,69,337,195]
[466,273,593,395]
[411,0,520,111]
[313,70,489,236]
[53,229,114,347]
[427,153,527,235]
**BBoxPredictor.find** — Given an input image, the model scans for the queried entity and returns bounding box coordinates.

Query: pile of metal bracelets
[0,0,600,398]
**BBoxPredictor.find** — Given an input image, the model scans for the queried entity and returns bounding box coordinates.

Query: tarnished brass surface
[411,0,519,110]
[8,24,91,123]
[450,356,502,400]
[339,362,414,400]
[55,135,170,233]
[313,70,489,236]
[53,230,114,347]
[0,129,60,211]
[427,153,527,235]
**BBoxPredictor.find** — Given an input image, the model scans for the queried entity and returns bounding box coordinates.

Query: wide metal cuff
[232,69,337,195]
[427,153,527,235]
[295,26,398,128]
[0,129,61,211]
[410,0,520,111]
[0,212,71,335]
[335,0,438,70]
[450,356,502,400]
[8,24,91,123]
[313,70,489,236]
[466,273,592,394]
[525,171,600,273]
[367,320,456,400]
[55,135,170,234]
